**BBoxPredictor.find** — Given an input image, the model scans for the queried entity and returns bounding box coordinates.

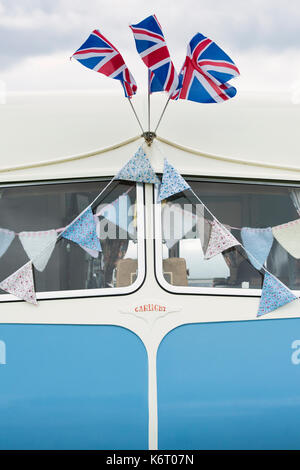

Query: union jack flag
[171,33,240,103]
[72,30,137,98]
[129,15,179,95]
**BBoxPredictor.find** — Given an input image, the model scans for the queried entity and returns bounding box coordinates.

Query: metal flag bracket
[142,131,157,146]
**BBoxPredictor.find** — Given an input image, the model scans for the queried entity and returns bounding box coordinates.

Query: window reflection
[160,180,300,291]
[0,180,140,295]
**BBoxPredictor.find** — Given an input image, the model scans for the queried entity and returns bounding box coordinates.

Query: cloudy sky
[1,0,300,96]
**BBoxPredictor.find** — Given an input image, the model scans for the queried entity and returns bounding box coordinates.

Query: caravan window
[155,178,300,296]
[0,179,145,301]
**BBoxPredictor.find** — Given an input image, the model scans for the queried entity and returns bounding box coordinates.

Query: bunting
[115,146,160,184]
[272,219,300,259]
[0,228,15,258]
[158,159,191,201]
[0,261,37,305]
[61,208,102,253]
[1,138,300,319]
[82,215,101,258]
[241,227,273,270]
[204,220,240,259]
[19,230,57,272]
[258,272,298,316]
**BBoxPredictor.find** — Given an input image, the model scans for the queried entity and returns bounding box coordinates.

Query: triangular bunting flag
[115,146,160,184]
[158,159,191,201]
[62,208,102,253]
[272,219,300,259]
[0,261,37,305]
[79,215,99,258]
[241,227,273,270]
[204,220,240,259]
[19,230,57,272]
[0,228,15,258]
[258,272,298,316]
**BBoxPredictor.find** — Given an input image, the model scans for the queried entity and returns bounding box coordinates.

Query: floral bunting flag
[0,228,15,258]
[158,159,191,202]
[115,146,160,184]
[204,220,240,259]
[62,207,102,253]
[258,272,298,316]
[272,219,300,259]
[241,227,273,270]
[0,261,37,305]
[19,230,57,272]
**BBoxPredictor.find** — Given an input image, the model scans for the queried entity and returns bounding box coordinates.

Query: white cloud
[1,0,300,93]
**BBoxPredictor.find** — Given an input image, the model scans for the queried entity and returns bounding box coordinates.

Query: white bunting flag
[0,261,37,305]
[272,219,300,259]
[204,220,240,259]
[19,230,57,272]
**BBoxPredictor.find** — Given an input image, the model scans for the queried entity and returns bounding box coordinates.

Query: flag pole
[148,70,151,133]
[127,98,145,134]
[154,96,171,133]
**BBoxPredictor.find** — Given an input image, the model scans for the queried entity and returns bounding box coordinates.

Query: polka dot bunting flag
[115,146,160,184]
[257,272,298,316]
[204,220,240,259]
[61,207,102,253]
[0,261,37,305]
[158,159,191,202]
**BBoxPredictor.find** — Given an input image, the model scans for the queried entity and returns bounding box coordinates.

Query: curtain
[289,189,300,215]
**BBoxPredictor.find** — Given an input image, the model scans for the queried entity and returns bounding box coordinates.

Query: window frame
[0,178,146,302]
[154,176,300,298]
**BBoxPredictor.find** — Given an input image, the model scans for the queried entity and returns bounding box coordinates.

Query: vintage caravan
[1,91,300,450]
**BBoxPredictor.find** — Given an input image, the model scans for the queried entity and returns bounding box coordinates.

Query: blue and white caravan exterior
[1,91,300,450]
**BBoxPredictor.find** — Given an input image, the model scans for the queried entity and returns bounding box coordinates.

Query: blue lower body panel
[157,319,300,449]
[0,324,148,450]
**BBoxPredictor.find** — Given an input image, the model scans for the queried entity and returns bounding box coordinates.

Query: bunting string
[0,175,119,303]
[2,186,134,238]
[155,141,299,316]
[1,142,300,316]
[188,185,295,284]
[0,145,149,304]
[187,178,299,315]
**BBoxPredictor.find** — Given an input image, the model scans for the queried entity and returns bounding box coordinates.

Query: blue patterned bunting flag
[158,159,191,201]
[0,228,15,258]
[241,227,273,270]
[115,146,160,184]
[62,208,102,253]
[258,272,298,316]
